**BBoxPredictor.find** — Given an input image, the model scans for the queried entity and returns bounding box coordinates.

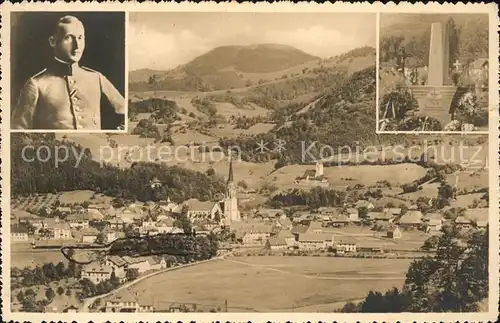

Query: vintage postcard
[1,2,498,322]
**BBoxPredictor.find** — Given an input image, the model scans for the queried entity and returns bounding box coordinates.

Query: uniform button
[69,79,75,84]
[74,106,81,112]
[78,116,83,120]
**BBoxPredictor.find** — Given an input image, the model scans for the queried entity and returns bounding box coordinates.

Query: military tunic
[12,58,125,130]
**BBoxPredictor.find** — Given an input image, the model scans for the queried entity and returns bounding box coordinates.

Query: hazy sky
[129,12,376,71]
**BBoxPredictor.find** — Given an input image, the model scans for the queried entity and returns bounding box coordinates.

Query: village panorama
[9,11,490,314]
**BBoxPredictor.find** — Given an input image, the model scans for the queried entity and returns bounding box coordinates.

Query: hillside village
[10,152,489,313]
[9,35,491,313]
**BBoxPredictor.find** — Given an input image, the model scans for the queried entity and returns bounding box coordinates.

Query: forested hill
[11,134,225,201]
[219,66,403,164]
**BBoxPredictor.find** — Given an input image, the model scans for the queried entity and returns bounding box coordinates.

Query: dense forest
[11,133,225,202]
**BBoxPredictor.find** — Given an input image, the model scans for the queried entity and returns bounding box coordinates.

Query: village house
[255,208,284,219]
[11,224,29,242]
[103,228,117,243]
[144,256,168,271]
[266,237,288,250]
[354,200,375,210]
[276,217,293,230]
[81,264,113,284]
[455,216,473,230]
[102,256,127,280]
[158,198,179,213]
[398,210,423,228]
[105,288,154,312]
[326,215,350,227]
[422,213,443,232]
[317,207,340,217]
[334,237,357,253]
[383,208,402,216]
[464,208,489,230]
[345,208,359,222]
[238,224,273,245]
[66,213,91,229]
[297,233,334,250]
[387,226,402,239]
[156,217,175,233]
[52,222,73,240]
[368,211,394,223]
[123,256,151,274]
[86,208,105,221]
[79,227,100,244]
[108,217,125,230]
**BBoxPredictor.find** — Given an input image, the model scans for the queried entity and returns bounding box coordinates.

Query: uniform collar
[50,57,81,76]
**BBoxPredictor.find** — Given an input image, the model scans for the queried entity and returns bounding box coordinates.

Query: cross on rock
[453,59,462,72]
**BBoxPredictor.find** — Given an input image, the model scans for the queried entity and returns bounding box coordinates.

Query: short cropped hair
[52,15,84,36]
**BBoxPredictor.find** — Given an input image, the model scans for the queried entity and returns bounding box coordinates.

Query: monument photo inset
[377,14,489,132]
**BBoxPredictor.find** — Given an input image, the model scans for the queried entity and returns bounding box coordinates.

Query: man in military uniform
[12,15,125,130]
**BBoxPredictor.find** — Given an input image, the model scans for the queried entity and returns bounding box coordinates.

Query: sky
[129,12,376,71]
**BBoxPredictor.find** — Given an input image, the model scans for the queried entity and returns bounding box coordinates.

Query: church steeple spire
[227,158,234,184]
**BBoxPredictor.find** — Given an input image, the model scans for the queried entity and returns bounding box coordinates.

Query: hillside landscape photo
[9,10,491,315]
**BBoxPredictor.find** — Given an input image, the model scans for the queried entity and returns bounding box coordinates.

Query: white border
[1,2,499,322]
[6,9,129,133]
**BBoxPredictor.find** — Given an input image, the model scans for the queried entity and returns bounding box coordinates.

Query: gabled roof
[83,264,112,274]
[383,208,402,215]
[107,255,127,267]
[291,225,309,234]
[455,216,472,224]
[183,199,217,212]
[399,211,423,224]
[297,233,332,242]
[268,237,287,246]
[464,208,488,222]
[335,236,357,245]
[11,224,29,234]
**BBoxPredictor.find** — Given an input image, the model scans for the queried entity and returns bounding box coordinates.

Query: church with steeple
[221,158,241,226]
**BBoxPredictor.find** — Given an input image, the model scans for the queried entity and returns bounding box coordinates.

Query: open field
[11,243,68,269]
[272,163,427,190]
[126,256,410,312]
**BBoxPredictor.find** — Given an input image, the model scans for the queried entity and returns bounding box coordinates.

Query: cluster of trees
[231,115,268,130]
[129,98,181,124]
[79,271,122,299]
[131,118,161,140]
[381,16,488,73]
[267,187,345,209]
[341,225,488,312]
[191,97,218,117]
[11,134,226,202]
[12,261,79,289]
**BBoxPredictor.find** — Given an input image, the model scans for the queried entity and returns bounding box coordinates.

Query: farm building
[355,200,375,210]
[455,216,473,230]
[11,224,29,242]
[297,233,334,250]
[398,211,423,228]
[422,213,444,232]
[106,288,154,312]
[334,237,357,253]
[81,264,113,284]
[387,226,402,239]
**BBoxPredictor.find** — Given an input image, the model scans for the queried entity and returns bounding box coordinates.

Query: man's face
[51,20,85,63]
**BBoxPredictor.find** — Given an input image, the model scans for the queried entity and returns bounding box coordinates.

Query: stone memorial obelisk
[409,21,460,126]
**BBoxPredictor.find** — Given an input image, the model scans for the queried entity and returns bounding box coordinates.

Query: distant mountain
[184,44,319,74]
[129,44,320,92]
